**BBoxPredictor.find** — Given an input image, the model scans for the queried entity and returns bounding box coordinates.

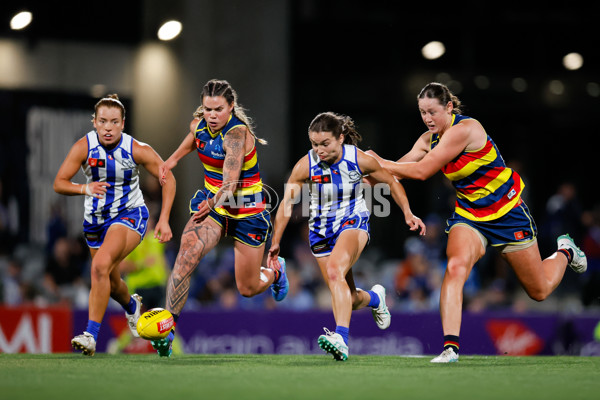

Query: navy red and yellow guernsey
[431,114,524,222]
[194,114,265,219]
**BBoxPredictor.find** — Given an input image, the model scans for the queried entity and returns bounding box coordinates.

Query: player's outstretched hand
[159,159,177,186]
[406,214,426,236]
[85,182,111,198]
[192,200,211,223]
[154,219,173,243]
[267,244,281,269]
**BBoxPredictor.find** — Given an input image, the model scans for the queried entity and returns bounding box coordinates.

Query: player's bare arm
[53,137,110,198]
[159,119,200,185]
[377,124,472,181]
[213,126,246,207]
[132,140,176,243]
[267,156,309,268]
[397,131,431,162]
[358,151,425,235]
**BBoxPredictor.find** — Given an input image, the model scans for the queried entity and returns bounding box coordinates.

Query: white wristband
[84,184,93,196]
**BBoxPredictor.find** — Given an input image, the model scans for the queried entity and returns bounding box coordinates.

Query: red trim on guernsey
[198,152,224,168]
[238,172,261,187]
[222,200,266,215]
[459,167,504,195]
[442,140,494,174]
[459,177,522,218]
[244,147,256,161]
[204,174,222,188]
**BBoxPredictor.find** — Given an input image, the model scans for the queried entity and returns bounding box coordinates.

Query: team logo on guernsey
[348,170,362,183]
[88,158,105,168]
[196,139,207,150]
[311,174,331,184]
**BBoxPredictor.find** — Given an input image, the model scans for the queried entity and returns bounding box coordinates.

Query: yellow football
[136,308,174,340]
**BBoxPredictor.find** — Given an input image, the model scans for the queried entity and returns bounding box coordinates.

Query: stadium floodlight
[158,20,182,41]
[422,41,445,60]
[563,52,583,71]
[10,11,32,30]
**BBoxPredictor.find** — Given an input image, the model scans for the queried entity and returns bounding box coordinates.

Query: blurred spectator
[394,237,444,311]
[539,182,584,256]
[581,204,600,307]
[467,278,511,313]
[0,179,18,255]
[1,257,27,305]
[119,214,170,310]
[291,223,322,294]
[42,236,88,307]
[420,213,447,263]
[190,246,237,308]
[45,201,68,255]
[276,266,315,310]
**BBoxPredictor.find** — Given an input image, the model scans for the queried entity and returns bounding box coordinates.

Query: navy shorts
[189,189,271,248]
[445,201,538,248]
[83,205,149,248]
[309,212,370,257]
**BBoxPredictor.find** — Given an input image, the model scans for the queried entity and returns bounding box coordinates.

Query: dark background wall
[1,0,598,258]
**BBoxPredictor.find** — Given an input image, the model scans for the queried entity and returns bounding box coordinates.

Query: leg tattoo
[166,220,221,315]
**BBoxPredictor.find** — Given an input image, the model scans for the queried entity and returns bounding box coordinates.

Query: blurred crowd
[1,176,599,314]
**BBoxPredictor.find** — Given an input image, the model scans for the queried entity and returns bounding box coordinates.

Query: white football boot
[125,294,143,337]
[557,234,587,273]
[72,332,96,356]
[370,284,391,330]
[318,328,348,361]
[430,347,459,363]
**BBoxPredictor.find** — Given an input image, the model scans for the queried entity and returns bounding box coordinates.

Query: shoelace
[322,327,335,337]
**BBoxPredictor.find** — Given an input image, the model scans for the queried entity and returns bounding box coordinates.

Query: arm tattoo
[166,219,221,315]
[214,127,245,205]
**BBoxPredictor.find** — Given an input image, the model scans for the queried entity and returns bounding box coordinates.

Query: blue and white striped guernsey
[308,144,369,237]
[82,130,145,225]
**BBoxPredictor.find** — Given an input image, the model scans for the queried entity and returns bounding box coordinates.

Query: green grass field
[1,354,598,400]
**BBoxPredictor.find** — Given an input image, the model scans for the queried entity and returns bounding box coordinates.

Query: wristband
[82,184,93,196]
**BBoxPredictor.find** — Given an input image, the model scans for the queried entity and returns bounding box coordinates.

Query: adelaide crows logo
[196,139,207,150]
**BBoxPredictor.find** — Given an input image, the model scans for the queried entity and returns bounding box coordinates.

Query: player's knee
[237,282,258,298]
[325,262,345,284]
[526,287,548,302]
[90,259,110,281]
[445,259,470,281]
[351,292,362,310]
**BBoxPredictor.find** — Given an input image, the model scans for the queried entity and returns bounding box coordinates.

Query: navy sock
[335,326,350,345]
[85,320,101,341]
[123,296,137,314]
[443,335,460,354]
[367,290,380,308]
